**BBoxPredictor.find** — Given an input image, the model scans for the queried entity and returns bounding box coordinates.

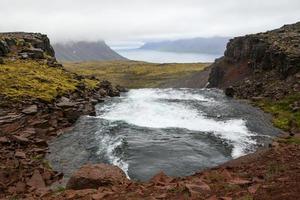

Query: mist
[0,0,299,44]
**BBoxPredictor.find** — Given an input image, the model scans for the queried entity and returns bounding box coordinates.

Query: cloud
[0,0,299,43]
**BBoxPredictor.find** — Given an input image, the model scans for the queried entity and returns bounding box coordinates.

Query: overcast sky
[0,0,299,44]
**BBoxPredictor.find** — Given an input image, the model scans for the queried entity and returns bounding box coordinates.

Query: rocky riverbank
[0,32,124,199]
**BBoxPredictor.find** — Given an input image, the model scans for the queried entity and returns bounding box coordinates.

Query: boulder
[19,53,29,59]
[0,136,9,143]
[12,135,29,144]
[4,37,16,47]
[98,80,120,97]
[22,105,38,114]
[0,40,9,56]
[66,164,128,190]
[116,85,128,93]
[27,170,46,189]
[225,86,235,97]
[57,97,77,108]
[15,150,26,159]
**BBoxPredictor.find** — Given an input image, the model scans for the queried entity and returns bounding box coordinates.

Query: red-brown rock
[229,178,251,185]
[66,164,128,190]
[27,170,46,189]
[12,135,29,144]
[15,150,26,159]
[150,171,173,185]
[22,105,38,114]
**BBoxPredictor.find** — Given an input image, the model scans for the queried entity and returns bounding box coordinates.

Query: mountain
[53,41,127,61]
[140,37,230,54]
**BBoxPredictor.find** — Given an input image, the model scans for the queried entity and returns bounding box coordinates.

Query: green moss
[53,186,66,193]
[84,78,99,89]
[0,60,79,102]
[42,159,53,170]
[31,154,43,160]
[63,60,209,88]
[278,136,300,145]
[255,93,300,131]
[266,162,286,179]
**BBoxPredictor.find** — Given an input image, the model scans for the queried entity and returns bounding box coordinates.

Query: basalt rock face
[0,32,59,66]
[208,22,300,99]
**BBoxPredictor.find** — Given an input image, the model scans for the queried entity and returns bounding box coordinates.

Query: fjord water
[48,88,279,181]
[115,49,220,63]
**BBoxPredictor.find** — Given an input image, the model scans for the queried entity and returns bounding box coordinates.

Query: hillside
[140,37,230,54]
[63,61,209,88]
[53,41,127,61]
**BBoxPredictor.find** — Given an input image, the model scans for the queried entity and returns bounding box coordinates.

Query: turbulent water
[47,88,279,181]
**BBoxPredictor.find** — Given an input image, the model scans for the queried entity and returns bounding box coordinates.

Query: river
[47,88,279,181]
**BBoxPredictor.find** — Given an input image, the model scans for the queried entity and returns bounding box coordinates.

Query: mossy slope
[255,94,300,131]
[0,59,79,102]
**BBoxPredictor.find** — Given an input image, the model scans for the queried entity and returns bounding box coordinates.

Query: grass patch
[53,186,66,193]
[0,59,79,102]
[63,60,209,88]
[278,136,300,145]
[266,162,286,179]
[31,154,43,160]
[83,78,99,89]
[255,93,300,131]
[205,171,225,183]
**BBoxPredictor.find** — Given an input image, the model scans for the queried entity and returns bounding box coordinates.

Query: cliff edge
[208,22,300,98]
[208,22,300,133]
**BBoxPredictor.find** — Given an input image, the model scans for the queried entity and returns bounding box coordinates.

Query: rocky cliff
[208,22,300,134]
[0,32,125,199]
[208,22,300,100]
[0,32,55,60]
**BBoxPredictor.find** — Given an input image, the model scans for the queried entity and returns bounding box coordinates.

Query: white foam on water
[124,88,215,102]
[96,133,130,179]
[99,88,256,159]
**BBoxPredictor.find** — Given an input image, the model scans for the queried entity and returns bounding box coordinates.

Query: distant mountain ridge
[140,37,230,54]
[53,41,127,61]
